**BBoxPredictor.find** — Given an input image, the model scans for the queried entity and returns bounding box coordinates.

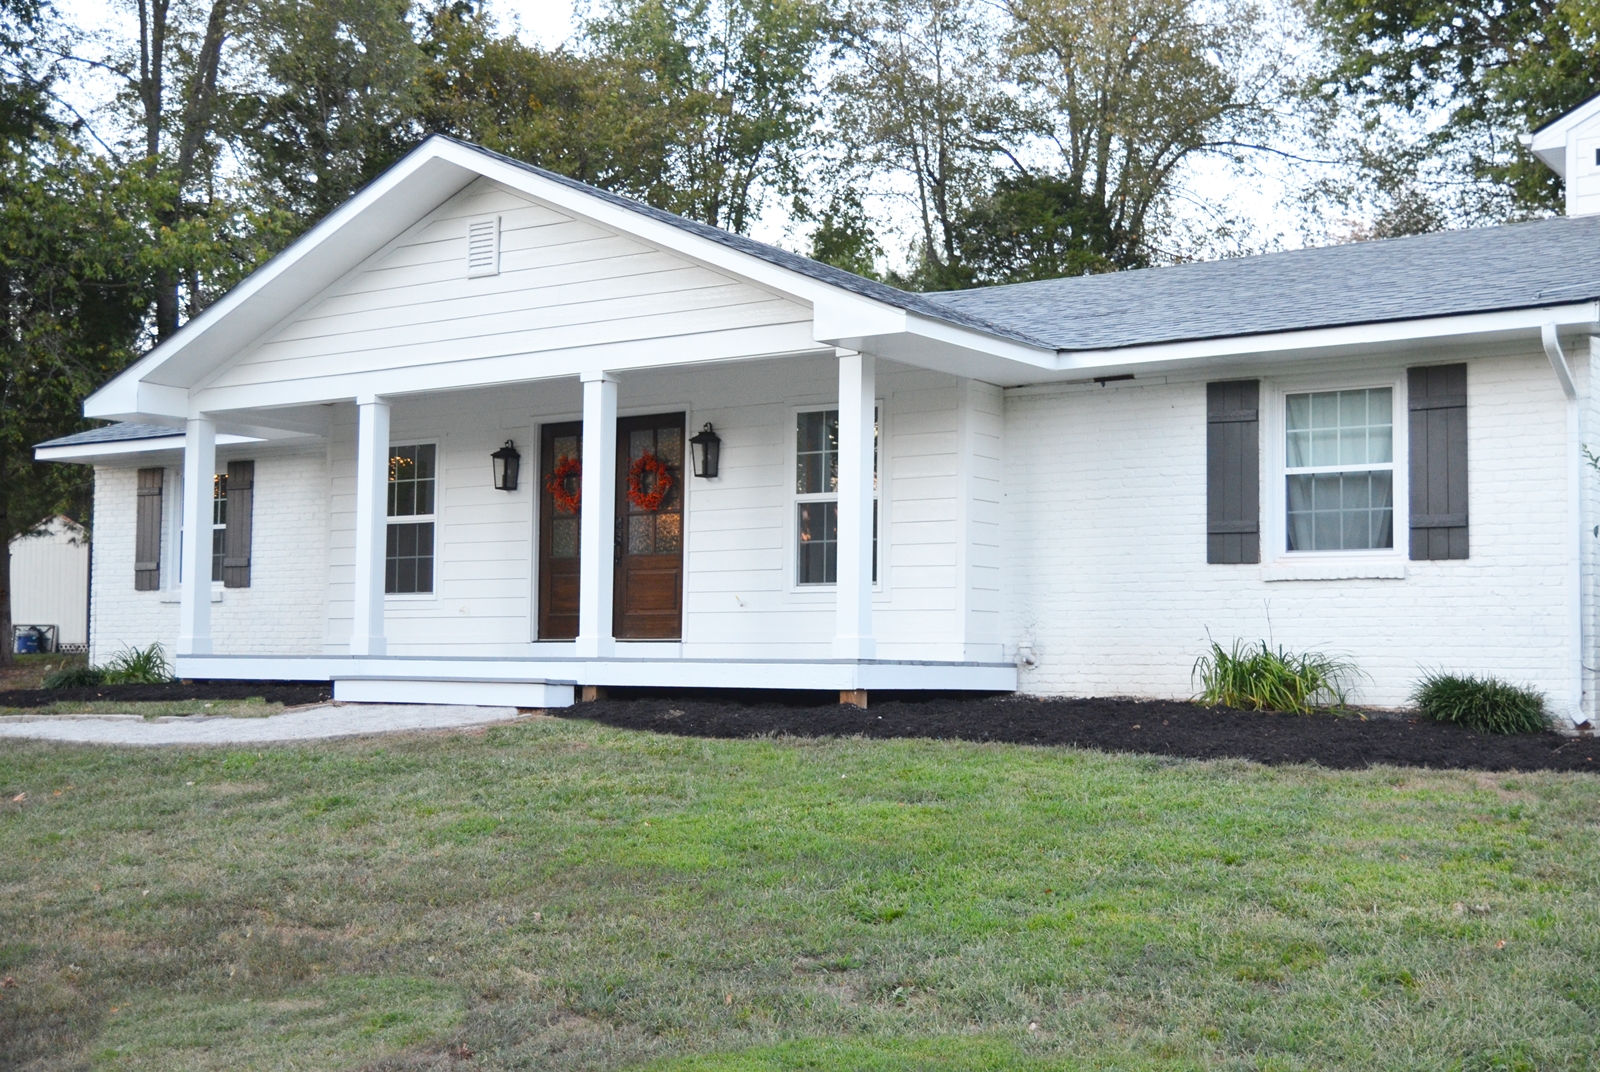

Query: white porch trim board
[176,654,1019,708]
[350,395,391,656]
[577,371,619,658]
[834,350,876,659]
[177,416,216,655]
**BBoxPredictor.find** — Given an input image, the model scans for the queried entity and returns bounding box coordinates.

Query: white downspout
[1541,324,1584,728]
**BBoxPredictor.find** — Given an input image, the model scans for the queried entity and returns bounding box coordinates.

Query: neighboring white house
[34,98,1600,724]
[8,516,90,651]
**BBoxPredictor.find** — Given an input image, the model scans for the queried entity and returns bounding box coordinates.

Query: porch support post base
[834,350,876,661]
[350,395,391,657]
[839,689,868,709]
[576,371,618,659]
[580,685,607,702]
[176,416,216,656]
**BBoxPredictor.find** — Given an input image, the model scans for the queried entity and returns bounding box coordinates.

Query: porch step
[332,678,575,709]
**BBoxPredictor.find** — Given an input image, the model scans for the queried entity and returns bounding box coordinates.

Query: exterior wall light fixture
[491,440,521,491]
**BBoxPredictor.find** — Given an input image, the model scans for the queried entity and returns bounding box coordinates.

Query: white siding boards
[1206,380,1260,564]
[205,180,810,394]
[1408,364,1469,560]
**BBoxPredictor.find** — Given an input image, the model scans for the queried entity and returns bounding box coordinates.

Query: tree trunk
[0,493,12,668]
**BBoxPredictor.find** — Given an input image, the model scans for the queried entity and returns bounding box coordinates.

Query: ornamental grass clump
[1193,639,1359,714]
[43,644,174,689]
[1411,672,1548,734]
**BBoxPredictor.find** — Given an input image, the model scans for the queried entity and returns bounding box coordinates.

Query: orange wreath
[545,455,581,514]
[627,451,673,512]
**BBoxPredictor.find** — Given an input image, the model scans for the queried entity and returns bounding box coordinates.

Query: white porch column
[835,351,876,659]
[576,371,618,659]
[176,416,217,656]
[350,395,391,657]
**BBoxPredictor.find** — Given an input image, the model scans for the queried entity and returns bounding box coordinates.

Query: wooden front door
[615,413,685,639]
[537,421,583,639]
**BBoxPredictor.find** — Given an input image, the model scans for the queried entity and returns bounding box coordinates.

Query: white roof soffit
[35,432,263,464]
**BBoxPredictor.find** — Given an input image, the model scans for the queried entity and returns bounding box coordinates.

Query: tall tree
[419,1,697,203]
[232,0,427,226]
[2,0,147,663]
[583,0,833,232]
[832,0,1023,288]
[1305,0,1600,227]
[1003,0,1280,272]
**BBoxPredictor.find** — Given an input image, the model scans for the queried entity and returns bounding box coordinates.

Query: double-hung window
[794,408,878,585]
[210,474,228,582]
[1284,388,1394,551]
[387,443,436,594]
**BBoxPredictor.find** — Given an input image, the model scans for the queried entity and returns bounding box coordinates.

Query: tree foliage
[1305,0,1600,226]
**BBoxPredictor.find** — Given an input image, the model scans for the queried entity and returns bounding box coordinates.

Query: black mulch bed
[0,681,332,709]
[569,694,1600,773]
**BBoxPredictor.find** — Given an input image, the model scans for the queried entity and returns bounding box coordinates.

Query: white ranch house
[37,96,1600,725]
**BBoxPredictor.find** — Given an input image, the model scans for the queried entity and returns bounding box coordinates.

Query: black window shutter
[223,460,254,588]
[134,467,163,590]
[1408,364,1468,560]
[1207,380,1260,564]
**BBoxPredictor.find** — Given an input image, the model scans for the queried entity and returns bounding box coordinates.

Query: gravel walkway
[0,704,528,746]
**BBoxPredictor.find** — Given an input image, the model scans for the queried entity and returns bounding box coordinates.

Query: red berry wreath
[627,451,673,512]
[545,455,582,513]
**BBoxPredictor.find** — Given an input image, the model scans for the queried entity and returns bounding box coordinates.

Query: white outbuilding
[9,516,90,652]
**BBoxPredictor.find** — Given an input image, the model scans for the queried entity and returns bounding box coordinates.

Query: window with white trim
[1284,388,1394,551]
[794,408,878,585]
[210,473,228,582]
[386,443,436,594]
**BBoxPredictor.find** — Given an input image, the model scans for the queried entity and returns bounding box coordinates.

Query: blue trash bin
[14,631,39,654]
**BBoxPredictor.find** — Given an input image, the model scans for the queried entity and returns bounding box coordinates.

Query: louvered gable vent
[466,216,500,277]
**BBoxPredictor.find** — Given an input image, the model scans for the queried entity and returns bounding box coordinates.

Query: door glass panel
[552,517,578,558]
[655,512,681,552]
[628,515,654,553]
[656,427,683,466]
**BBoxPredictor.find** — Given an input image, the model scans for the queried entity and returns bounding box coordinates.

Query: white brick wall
[90,449,329,662]
[1003,348,1584,720]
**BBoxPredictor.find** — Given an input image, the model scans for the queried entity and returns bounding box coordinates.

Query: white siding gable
[202,179,813,394]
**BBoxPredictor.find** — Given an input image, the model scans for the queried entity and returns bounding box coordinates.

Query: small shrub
[1193,639,1359,714]
[1411,672,1548,734]
[41,665,107,689]
[100,643,174,685]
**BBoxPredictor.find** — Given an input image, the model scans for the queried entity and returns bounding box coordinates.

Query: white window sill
[160,587,224,604]
[1262,556,1405,582]
[385,592,436,602]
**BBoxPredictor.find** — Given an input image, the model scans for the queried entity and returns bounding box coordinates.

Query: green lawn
[1,715,1597,1071]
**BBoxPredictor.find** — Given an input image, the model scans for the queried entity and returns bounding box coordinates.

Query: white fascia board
[1049,301,1600,378]
[1527,94,1600,175]
[83,147,481,414]
[35,432,262,463]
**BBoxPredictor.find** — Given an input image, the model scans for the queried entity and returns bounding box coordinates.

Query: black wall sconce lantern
[689,422,721,479]
[491,440,521,491]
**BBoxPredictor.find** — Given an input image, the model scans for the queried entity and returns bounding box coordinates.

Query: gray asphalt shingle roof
[36,422,182,448]
[920,214,1600,352]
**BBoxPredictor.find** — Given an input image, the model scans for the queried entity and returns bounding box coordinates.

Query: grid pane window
[1285,388,1394,551]
[386,444,436,593]
[211,474,228,582]
[388,444,436,517]
[795,409,878,585]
